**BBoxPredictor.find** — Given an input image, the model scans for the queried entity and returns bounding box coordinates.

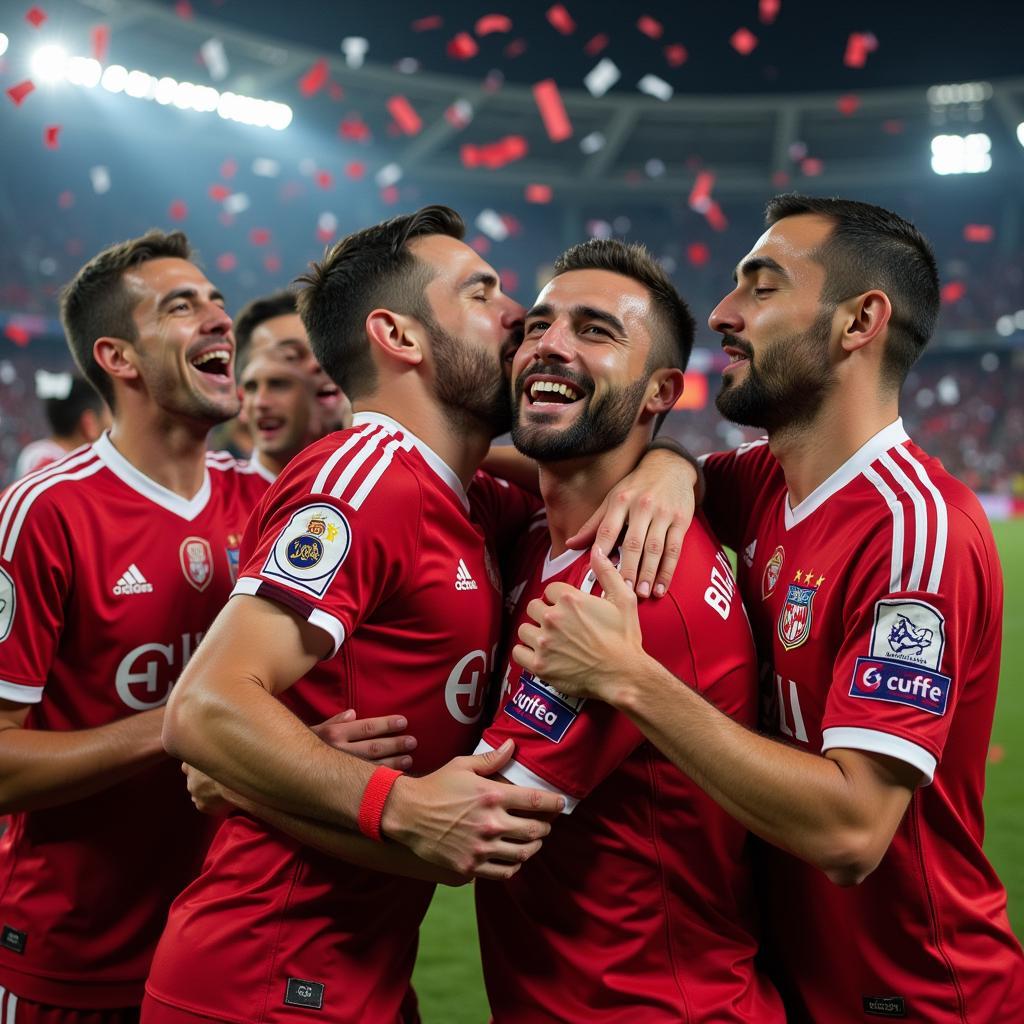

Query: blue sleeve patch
[504,670,583,743]
[849,656,951,717]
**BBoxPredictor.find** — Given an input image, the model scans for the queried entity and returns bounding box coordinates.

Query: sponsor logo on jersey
[742,538,757,568]
[455,558,478,591]
[112,563,154,596]
[777,569,824,650]
[263,503,351,598]
[180,537,214,592]
[226,533,242,584]
[869,599,945,671]
[762,545,785,599]
[862,995,907,1018]
[284,977,325,1010]
[504,669,583,743]
[849,656,951,717]
[116,632,203,710]
[0,567,15,643]
[445,648,490,725]
[0,925,26,954]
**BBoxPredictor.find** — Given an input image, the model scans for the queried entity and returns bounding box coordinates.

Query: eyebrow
[457,271,499,292]
[525,302,627,337]
[732,256,790,284]
[158,286,226,310]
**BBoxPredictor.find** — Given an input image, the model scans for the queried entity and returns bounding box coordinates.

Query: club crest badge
[180,536,214,592]
[762,544,785,599]
[777,568,824,651]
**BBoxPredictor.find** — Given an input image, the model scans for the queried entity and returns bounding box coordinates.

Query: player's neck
[108,413,211,499]
[540,441,646,557]
[770,386,899,507]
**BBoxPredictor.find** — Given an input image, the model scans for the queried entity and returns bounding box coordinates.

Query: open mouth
[315,383,342,407]
[256,415,285,434]
[189,346,232,378]
[526,377,584,407]
[721,344,751,373]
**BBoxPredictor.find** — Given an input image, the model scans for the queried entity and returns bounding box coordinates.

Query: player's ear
[93,336,140,384]
[644,367,684,418]
[365,308,423,369]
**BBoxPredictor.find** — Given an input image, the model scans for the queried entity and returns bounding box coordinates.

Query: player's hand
[565,449,696,599]
[182,762,233,816]
[312,709,416,771]
[381,739,564,880]
[514,547,649,702]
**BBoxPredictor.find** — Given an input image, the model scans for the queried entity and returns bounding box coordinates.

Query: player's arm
[0,700,166,813]
[513,548,919,887]
[163,594,562,876]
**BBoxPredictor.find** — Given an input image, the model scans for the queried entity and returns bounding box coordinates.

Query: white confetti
[475,209,509,242]
[637,74,673,101]
[251,157,280,178]
[579,131,606,155]
[341,37,368,69]
[200,38,229,82]
[223,192,250,215]
[584,58,620,98]
[317,211,338,234]
[645,158,666,178]
[90,165,111,194]
[35,370,72,399]
[375,163,402,188]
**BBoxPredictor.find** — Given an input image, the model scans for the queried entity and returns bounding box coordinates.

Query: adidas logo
[743,539,757,568]
[113,564,154,596]
[455,558,478,591]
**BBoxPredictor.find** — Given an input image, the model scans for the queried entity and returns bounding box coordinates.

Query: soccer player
[512,196,1024,1021]
[474,239,783,1022]
[0,230,269,1020]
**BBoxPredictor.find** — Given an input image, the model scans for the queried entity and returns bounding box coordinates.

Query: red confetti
[941,281,966,304]
[43,124,60,149]
[447,32,479,60]
[249,228,270,246]
[584,34,608,56]
[498,268,519,293]
[328,82,344,101]
[387,95,422,135]
[882,119,905,135]
[299,59,329,98]
[759,0,781,24]
[91,24,110,63]
[264,254,282,274]
[705,202,728,232]
[216,253,237,272]
[460,135,528,170]
[58,190,74,209]
[687,242,710,267]
[988,743,1005,765]
[505,37,527,58]
[664,43,688,67]
[25,6,47,28]
[533,79,572,143]
[218,212,234,228]
[525,183,553,204]
[315,226,333,243]
[730,28,758,55]
[339,116,371,142]
[836,94,860,116]
[445,100,473,128]
[315,170,333,190]
[208,184,230,202]
[6,80,35,106]
[801,157,824,176]
[546,4,575,34]
[5,324,31,347]
[844,32,877,69]
[411,15,443,31]
[964,224,994,243]
[345,160,366,179]
[380,185,400,205]
[174,0,193,19]
[169,200,188,221]
[220,158,237,179]
[771,169,790,187]
[637,16,663,39]
[475,14,512,35]
[469,235,491,255]
[689,170,715,213]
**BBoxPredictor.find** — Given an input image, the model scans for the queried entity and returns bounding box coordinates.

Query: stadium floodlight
[926,81,993,106]
[101,64,128,93]
[0,33,9,58]
[930,133,991,175]
[30,44,69,83]
[65,56,102,88]
[1017,123,1024,149]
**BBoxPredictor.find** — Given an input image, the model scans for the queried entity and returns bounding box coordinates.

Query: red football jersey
[144,413,538,1024]
[0,434,268,1008]
[475,515,784,1023]
[702,419,1024,1022]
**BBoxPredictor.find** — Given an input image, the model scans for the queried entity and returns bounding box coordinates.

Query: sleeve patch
[260,503,352,598]
[503,669,583,743]
[849,656,951,717]
[0,567,14,643]
[869,598,945,671]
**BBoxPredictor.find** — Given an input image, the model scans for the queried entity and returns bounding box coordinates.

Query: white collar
[785,418,909,530]
[352,411,469,512]
[541,545,585,581]
[93,432,212,521]
[250,451,278,483]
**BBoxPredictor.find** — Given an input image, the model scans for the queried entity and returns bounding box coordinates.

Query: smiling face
[709,214,839,432]
[511,268,659,462]
[240,352,317,463]
[411,233,525,437]
[120,257,239,425]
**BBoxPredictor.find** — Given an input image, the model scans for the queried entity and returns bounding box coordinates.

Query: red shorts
[0,991,139,1024]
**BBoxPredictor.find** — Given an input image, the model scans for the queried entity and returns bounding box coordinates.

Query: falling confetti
[533,79,572,142]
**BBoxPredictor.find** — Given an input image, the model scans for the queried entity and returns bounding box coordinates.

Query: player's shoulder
[700,435,775,472]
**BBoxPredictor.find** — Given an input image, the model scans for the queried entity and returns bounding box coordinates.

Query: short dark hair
[60,229,193,407]
[45,376,106,437]
[765,194,940,389]
[295,205,465,400]
[234,289,298,362]
[552,238,696,374]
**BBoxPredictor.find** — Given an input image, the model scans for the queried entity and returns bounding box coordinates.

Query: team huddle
[0,195,1021,1023]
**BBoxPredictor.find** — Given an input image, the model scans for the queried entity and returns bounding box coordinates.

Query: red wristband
[357,766,403,842]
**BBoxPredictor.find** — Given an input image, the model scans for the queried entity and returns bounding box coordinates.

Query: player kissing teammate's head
[60,229,239,427]
[295,205,525,438]
[710,194,941,433]
[511,238,695,462]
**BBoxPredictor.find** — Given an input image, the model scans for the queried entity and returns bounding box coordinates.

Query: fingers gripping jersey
[476,514,784,1023]
[144,413,538,1024]
[702,419,1024,1023]
[0,435,268,1008]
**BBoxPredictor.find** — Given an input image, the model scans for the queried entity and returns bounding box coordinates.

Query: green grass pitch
[412,520,1024,1022]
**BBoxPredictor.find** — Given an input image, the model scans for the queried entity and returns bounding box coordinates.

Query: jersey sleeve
[0,491,72,703]
[469,471,543,554]
[820,504,989,783]
[699,439,774,552]
[230,464,421,658]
